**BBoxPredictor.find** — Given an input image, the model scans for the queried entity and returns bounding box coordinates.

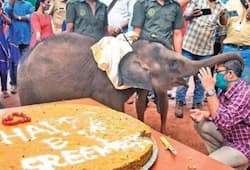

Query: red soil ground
[124,97,208,155]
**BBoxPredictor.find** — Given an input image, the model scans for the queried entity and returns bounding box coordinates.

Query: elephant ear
[118,52,153,90]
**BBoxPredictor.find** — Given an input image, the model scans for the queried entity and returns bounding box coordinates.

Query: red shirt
[30,12,54,49]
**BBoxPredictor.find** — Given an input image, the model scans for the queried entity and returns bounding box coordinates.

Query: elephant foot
[126,93,137,104]
[160,125,167,134]
[138,116,144,122]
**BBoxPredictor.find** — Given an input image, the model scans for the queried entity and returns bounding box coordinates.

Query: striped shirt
[182,0,223,56]
[214,79,250,160]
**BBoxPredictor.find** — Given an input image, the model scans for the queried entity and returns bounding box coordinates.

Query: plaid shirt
[214,79,250,160]
[182,0,223,55]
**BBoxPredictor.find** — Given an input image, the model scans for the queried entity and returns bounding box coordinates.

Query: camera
[225,10,239,17]
[200,8,212,15]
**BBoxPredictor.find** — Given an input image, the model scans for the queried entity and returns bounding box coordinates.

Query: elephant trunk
[185,52,244,76]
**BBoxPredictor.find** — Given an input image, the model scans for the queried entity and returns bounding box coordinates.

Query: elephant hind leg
[135,89,148,122]
[19,86,41,105]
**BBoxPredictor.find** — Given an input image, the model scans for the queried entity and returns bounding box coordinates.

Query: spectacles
[215,69,233,75]
[215,69,227,74]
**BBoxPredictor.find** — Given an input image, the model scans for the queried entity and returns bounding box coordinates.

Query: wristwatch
[206,89,216,97]
[18,16,21,21]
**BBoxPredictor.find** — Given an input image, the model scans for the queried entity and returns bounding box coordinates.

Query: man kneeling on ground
[190,60,250,170]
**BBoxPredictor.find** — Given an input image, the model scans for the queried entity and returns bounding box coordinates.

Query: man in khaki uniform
[47,0,66,33]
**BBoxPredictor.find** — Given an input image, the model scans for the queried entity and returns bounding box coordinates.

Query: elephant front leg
[155,90,168,134]
[135,89,148,122]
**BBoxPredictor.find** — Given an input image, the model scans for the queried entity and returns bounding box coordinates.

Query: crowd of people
[0,0,249,169]
[0,0,64,98]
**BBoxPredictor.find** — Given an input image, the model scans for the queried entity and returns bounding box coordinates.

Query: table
[0,98,233,170]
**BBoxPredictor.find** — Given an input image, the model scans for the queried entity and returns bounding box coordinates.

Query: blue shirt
[4,0,34,45]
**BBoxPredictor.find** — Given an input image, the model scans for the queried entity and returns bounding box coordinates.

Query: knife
[160,136,177,155]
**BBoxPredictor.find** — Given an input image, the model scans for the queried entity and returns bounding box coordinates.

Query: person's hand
[219,8,227,17]
[36,32,41,42]
[246,7,250,21]
[0,8,3,16]
[190,109,211,122]
[193,8,202,17]
[107,25,114,35]
[198,67,216,92]
[184,8,202,20]
[219,8,228,25]
[113,27,122,35]
[12,13,19,20]
[108,25,121,36]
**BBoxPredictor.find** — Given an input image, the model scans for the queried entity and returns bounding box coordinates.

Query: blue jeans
[176,50,211,104]
[223,45,250,84]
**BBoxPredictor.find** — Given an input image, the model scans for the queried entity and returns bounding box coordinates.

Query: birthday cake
[0,104,155,170]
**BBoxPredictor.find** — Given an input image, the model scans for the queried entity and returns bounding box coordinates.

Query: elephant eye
[168,59,177,67]
[167,59,183,73]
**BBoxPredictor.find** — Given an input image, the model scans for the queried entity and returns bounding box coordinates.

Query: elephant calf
[18,33,244,133]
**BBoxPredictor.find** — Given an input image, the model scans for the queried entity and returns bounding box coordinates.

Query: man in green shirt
[131,0,183,53]
[66,0,108,40]
[131,0,183,104]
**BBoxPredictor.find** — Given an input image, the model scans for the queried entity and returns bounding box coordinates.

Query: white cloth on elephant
[91,36,133,89]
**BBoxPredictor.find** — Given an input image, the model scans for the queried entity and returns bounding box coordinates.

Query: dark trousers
[9,44,29,86]
[214,42,222,55]
[0,62,8,91]
[19,44,29,60]
[9,60,17,86]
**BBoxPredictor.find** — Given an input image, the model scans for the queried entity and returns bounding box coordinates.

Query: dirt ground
[0,82,208,155]
[124,96,208,155]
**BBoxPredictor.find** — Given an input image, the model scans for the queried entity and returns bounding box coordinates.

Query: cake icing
[0,104,154,170]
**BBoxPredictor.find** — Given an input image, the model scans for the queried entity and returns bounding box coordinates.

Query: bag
[107,0,118,13]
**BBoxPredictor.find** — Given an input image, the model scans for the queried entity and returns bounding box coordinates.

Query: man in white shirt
[101,0,131,36]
